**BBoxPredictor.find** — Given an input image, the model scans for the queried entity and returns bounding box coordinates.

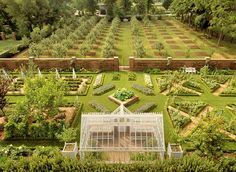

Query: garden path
[213,81,229,96]
[168,106,214,137]
[169,106,236,140]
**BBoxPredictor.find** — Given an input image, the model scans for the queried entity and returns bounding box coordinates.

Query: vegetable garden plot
[168,108,191,129]
[169,97,207,117]
[221,77,236,96]
[201,75,230,92]
[182,80,204,93]
[167,87,200,96]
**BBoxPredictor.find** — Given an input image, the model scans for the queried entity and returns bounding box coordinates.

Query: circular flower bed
[113,88,134,101]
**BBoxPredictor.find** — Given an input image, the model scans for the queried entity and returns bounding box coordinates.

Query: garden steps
[213,81,229,96]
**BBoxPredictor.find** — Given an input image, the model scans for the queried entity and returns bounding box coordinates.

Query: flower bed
[93,74,104,89]
[144,74,153,88]
[89,101,110,113]
[132,84,155,95]
[134,102,157,113]
[93,83,115,96]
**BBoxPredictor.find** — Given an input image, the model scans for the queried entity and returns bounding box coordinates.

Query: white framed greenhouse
[79,105,165,162]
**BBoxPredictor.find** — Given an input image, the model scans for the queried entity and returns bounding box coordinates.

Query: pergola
[79,105,165,162]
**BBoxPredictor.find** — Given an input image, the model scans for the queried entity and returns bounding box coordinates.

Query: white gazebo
[79,105,165,162]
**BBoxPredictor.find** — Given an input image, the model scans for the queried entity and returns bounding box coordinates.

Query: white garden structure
[79,105,165,162]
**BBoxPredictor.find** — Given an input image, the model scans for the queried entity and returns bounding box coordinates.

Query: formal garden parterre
[1,0,236,168]
[0,67,235,159]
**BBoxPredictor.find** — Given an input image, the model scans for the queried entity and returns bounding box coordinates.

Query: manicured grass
[116,22,134,65]
[0,39,22,53]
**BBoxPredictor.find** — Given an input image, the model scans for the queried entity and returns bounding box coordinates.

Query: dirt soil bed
[188,45,200,49]
[179,36,189,39]
[154,52,163,57]
[183,40,194,44]
[175,51,186,56]
[169,45,181,49]
[64,144,75,151]
[163,36,173,39]
[166,40,176,44]
[171,145,181,152]
[194,52,209,56]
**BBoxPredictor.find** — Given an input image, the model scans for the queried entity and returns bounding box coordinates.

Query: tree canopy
[170,0,236,45]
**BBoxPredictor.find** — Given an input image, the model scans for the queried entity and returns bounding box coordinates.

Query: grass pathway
[116,22,133,66]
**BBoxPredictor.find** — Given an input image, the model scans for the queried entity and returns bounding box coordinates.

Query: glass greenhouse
[79,105,165,162]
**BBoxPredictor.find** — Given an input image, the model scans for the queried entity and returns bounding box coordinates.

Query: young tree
[56,127,78,142]
[24,75,67,117]
[52,43,68,58]
[0,77,11,115]
[190,114,225,158]
[29,43,44,58]
[21,36,31,47]
[30,28,43,43]
[155,42,164,54]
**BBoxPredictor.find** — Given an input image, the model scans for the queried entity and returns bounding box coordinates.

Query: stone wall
[0,57,119,71]
[129,57,236,71]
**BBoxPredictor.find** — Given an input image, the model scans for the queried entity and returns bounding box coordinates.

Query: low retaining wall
[0,57,119,71]
[129,57,236,71]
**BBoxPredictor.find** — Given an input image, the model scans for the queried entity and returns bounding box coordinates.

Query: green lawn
[0,39,21,53]
[5,72,236,151]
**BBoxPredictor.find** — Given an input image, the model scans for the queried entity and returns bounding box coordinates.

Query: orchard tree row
[101,17,120,58]
[28,16,97,58]
[131,16,146,58]
[79,17,108,57]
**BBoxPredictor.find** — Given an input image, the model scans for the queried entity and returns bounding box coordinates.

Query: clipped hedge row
[132,84,155,95]
[71,103,83,128]
[89,101,110,113]
[0,154,234,172]
[93,84,115,96]
[134,102,157,113]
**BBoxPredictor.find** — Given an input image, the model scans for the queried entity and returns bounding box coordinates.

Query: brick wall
[129,57,236,71]
[0,57,119,71]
